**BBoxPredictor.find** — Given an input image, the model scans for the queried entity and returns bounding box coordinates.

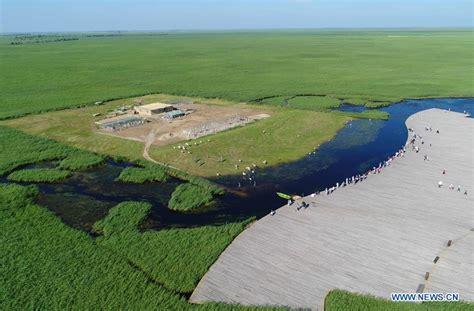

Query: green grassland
[0,93,255,163]
[266,95,390,119]
[0,125,75,176]
[116,166,169,183]
[3,29,471,177]
[168,183,223,212]
[0,127,270,308]
[0,124,117,177]
[5,182,466,309]
[7,168,72,183]
[0,183,279,310]
[324,289,472,311]
[93,201,250,292]
[287,96,341,110]
[150,108,349,176]
[0,125,224,209]
[1,30,473,310]
[58,151,105,171]
[2,95,350,177]
[1,30,473,119]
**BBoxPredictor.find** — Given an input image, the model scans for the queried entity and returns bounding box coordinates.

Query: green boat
[276,192,292,200]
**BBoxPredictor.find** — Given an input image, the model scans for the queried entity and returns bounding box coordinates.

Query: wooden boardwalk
[190,109,474,310]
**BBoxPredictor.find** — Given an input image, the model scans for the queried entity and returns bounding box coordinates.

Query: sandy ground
[96,102,270,147]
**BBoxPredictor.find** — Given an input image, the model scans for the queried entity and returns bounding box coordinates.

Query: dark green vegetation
[116,166,168,183]
[257,95,393,114]
[114,159,225,210]
[0,125,73,176]
[0,125,104,175]
[9,34,79,45]
[259,95,404,110]
[0,183,279,310]
[364,101,393,108]
[0,125,224,212]
[1,30,473,310]
[58,152,105,171]
[93,202,252,293]
[1,30,473,119]
[287,96,341,110]
[7,168,71,183]
[0,116,470,310]
[168,183,224,212]
[260,95,342,110]
[324,289,472,311]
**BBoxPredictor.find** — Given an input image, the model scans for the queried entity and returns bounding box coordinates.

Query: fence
[100,116,145,132]
[180,116,253,139]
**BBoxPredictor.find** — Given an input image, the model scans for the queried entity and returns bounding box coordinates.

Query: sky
[1,0,473,33]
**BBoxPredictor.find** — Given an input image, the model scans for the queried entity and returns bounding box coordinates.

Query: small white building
[134,102,173,116]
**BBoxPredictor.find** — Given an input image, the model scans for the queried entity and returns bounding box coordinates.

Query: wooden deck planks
[190,109,474,310]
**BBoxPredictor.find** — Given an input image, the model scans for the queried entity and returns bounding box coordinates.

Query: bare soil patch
[96,102,271,147]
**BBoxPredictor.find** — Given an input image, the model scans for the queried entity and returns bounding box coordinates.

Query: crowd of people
[273,115,469,216]
[309,146,408,198]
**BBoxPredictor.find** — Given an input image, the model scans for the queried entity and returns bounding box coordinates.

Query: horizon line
[1,26,473,35]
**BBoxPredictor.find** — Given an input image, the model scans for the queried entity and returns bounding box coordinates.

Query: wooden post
[434,256,440,263]
[424,272,429,280]
[416,284,425,293]
[447,240,452,247]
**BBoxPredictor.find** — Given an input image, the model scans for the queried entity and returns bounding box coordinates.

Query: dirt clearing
[96,102,271,147]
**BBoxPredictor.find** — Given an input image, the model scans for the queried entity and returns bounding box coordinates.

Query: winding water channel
[3,98,473,231]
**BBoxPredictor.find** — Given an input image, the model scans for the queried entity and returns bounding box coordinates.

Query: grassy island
[7,168,72,183]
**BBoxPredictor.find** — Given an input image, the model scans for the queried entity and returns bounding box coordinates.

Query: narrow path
[141,127,250,197]
[143,127,158,163]
[142,127,182,172]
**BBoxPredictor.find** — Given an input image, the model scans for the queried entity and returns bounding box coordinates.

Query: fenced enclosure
[99,116,145,132]
[180,116,253,140]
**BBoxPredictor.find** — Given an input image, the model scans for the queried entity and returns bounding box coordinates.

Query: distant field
[1,30,473,119]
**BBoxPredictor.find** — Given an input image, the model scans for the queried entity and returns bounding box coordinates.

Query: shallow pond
[3,98,473,231]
